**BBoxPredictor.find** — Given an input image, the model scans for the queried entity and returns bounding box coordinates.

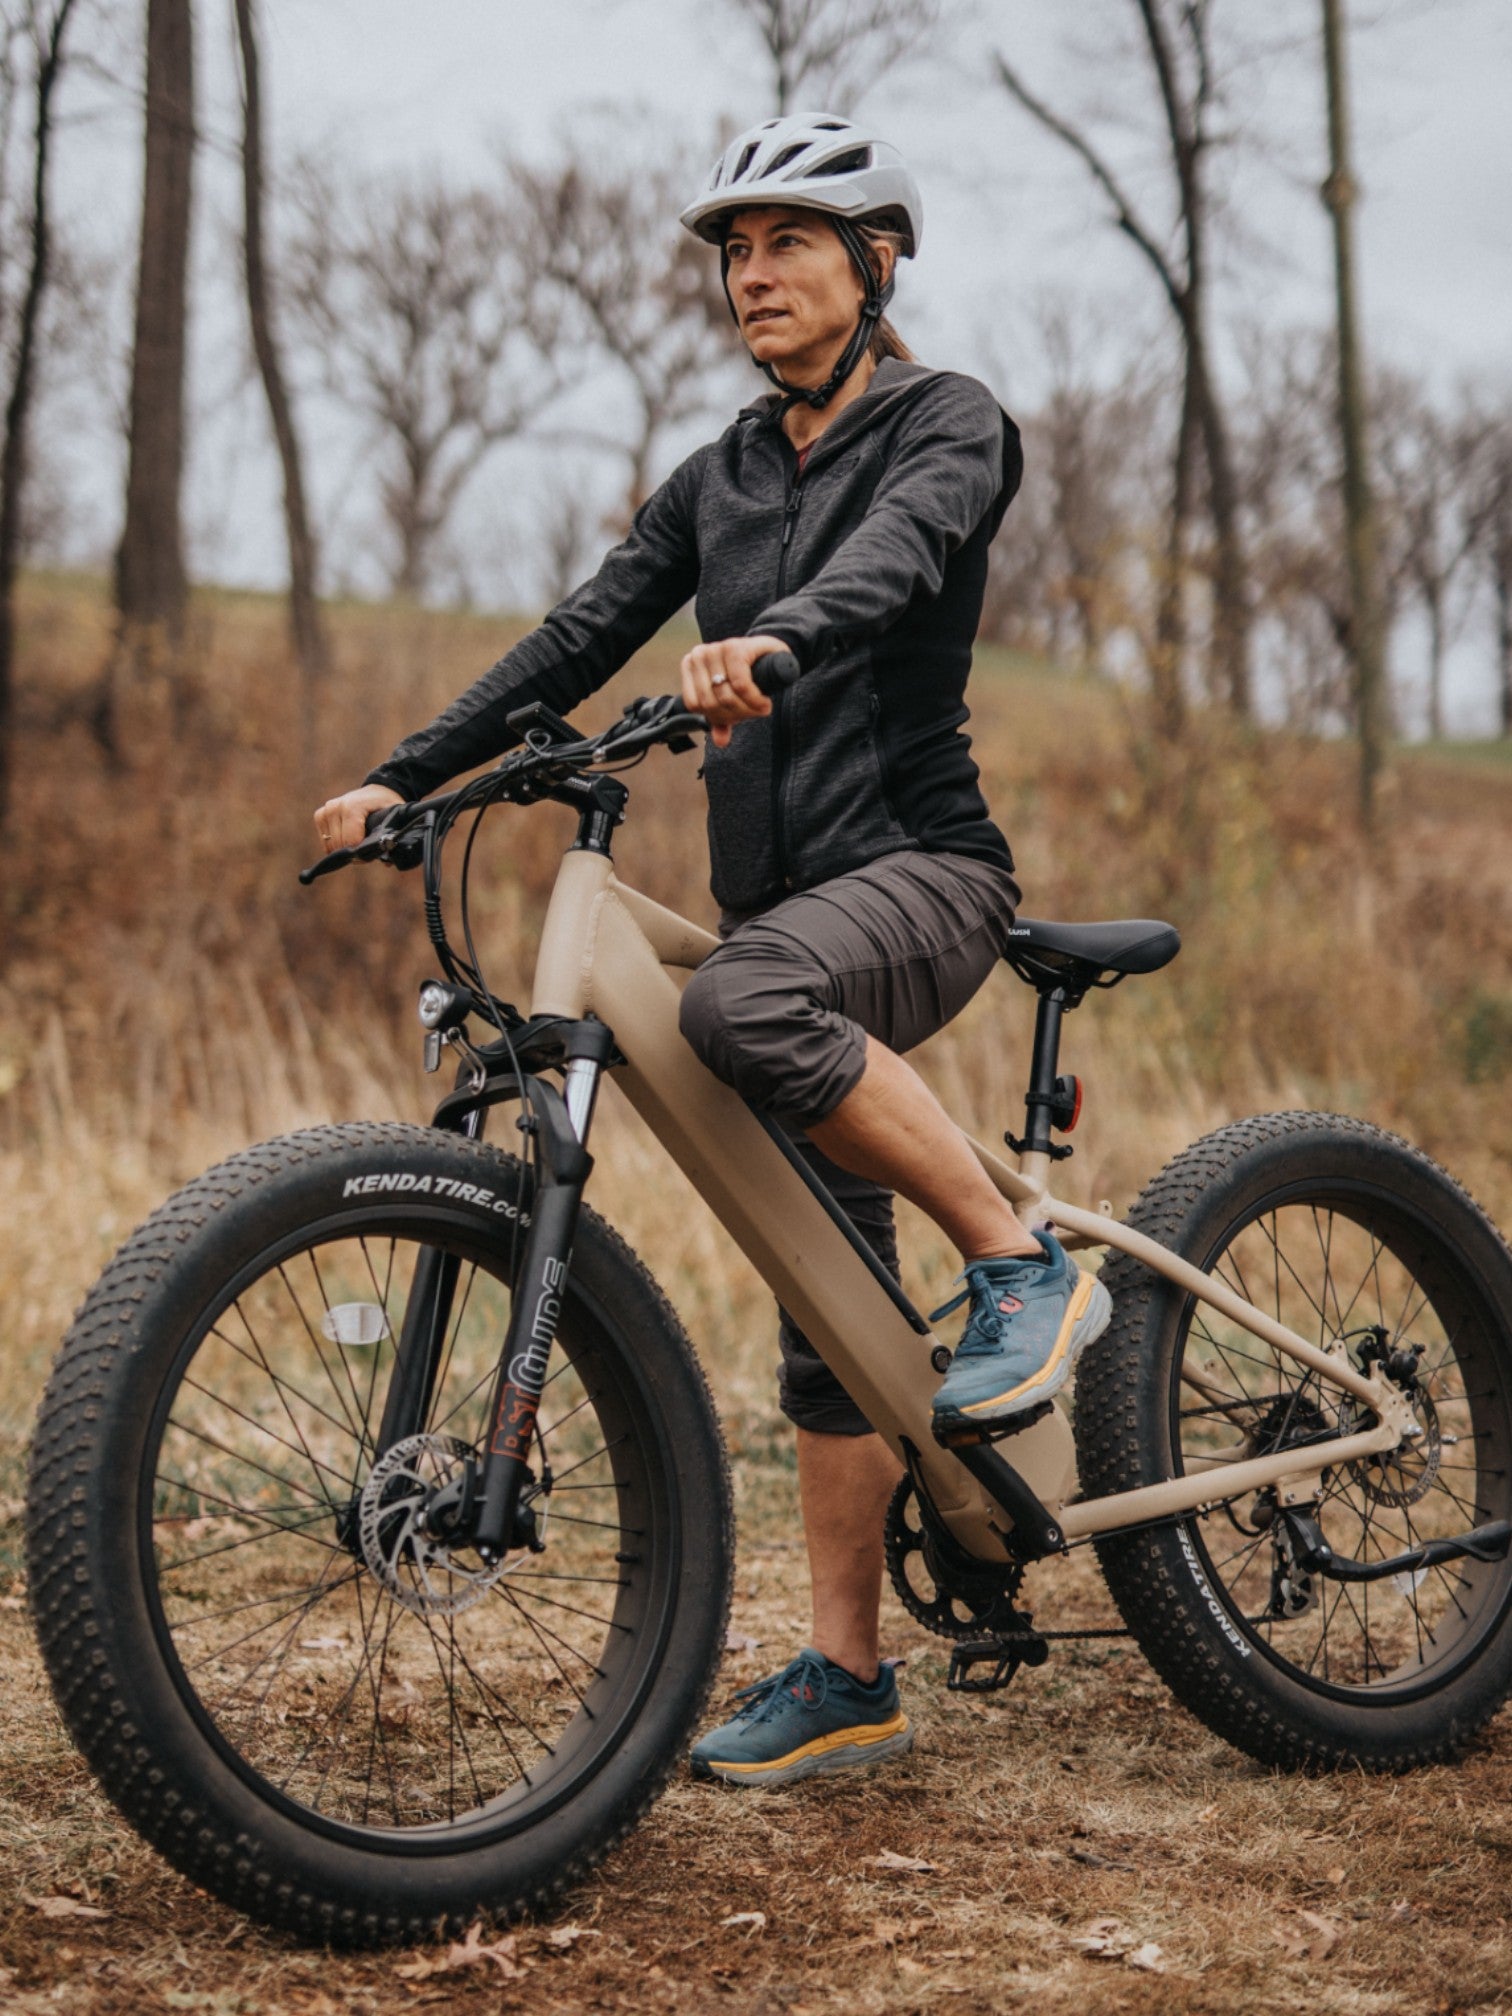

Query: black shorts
[678,849,1021,1435]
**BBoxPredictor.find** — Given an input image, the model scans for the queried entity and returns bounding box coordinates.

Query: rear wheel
[27,1122,733,1943]
[1074,1111,1512,1768]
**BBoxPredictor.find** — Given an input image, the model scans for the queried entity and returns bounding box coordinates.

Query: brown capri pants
[678,848,1022,1436]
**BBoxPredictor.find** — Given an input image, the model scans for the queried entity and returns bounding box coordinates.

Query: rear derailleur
[883,1468,1049,1695]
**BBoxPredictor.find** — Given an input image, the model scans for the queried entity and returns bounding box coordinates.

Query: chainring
[883,1475,1025,1642]
[359,1433,518,1617]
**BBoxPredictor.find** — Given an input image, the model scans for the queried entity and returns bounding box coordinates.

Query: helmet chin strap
[722,216,895,415]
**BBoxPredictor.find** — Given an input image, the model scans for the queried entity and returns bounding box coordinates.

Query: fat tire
[1073,1110,1512,1770]
[26,1121,734,1943]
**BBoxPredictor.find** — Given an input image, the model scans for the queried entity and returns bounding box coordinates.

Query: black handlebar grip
[751,650,800,695]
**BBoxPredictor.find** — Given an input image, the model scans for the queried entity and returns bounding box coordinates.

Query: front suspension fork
[472,1020,612,1557]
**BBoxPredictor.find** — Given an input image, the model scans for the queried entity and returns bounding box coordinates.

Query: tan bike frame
[530,846,1414,1565]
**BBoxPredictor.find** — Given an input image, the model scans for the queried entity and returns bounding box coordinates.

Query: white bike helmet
[680,113,923,257]
[680,113,923,411]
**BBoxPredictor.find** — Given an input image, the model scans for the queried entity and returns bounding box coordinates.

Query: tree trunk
[1189,336,1252,717]
[1321,0,1388,825]
[1425,580,1445,742]
[0,0,75,827]
[1150,357,1197,740]
[115,0,194,641]
[1496,558,1512,739]
[233,0,327,723]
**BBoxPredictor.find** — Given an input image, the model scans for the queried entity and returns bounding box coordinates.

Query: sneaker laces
[727,1648,832,1726]
[929,1252,1048,1360]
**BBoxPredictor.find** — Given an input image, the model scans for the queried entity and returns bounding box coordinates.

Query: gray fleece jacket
[367,358,1022,915]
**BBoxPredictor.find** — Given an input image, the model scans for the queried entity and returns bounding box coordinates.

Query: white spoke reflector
[321,1302,391,1347]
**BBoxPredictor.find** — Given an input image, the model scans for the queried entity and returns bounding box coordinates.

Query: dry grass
[3,574,1512,2011]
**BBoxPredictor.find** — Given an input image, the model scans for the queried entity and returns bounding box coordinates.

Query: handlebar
[752,650,799,693]
[299,653,803,887]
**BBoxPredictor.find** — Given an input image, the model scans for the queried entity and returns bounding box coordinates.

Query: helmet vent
[811,146,871,178]
[734,141,760,181]
[767,143,808,173]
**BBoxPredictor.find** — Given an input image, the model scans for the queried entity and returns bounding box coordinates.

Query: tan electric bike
[27,671,1512,1946]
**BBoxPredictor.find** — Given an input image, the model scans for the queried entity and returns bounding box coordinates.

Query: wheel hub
[358,1434,540,1616]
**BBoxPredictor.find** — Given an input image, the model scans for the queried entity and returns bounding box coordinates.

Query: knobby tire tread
[26,1122,735,1945]
[1072,1109,1512,1773]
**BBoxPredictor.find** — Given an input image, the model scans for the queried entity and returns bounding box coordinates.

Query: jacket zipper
[769,464,805,890]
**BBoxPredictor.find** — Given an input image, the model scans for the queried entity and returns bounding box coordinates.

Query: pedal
[934,1400,1054,1449]
[947,1628,1050,1694]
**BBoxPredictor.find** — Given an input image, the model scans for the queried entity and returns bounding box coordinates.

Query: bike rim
[1169,1177,1512,1701]
[139,1208,679,1850]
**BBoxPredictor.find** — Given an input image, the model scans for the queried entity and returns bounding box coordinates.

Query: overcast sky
[48,0,1512,728]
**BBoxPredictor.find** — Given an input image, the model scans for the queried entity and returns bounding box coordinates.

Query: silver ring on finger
[711,671,728,688]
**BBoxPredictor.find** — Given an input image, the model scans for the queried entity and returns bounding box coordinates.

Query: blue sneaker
[690,1648,912,1788]
[930,1231,1111,1435]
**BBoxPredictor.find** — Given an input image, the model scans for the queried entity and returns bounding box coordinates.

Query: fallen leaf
[724,1630,763,1653]
[25,1894,109,1921]
[861,1917,926,1949]
[297,1636,348,1651]
[1388,1899,1419,1924]
[1325,1865,1346,1886]
[544,1924,600,1949]
[1272,1909,1342,1961]
[1069,1845,1134,1871]
[871,1850,938,1875]
[395,1923,521,1980]
[1197,1803,1219,1822]
[721,1911,766,1934]
[1127,1941,1167,1973]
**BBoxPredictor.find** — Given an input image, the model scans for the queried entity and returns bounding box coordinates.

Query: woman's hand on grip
[314,783,403,854]
[681,635,786,748]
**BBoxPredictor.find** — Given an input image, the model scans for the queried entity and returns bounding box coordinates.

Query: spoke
[305,1252,383,1461]
[1256,1213,1334,1337]
[495,1585,601,1705]
[427,1259,481,1436]
[160,1421,332,1514]
[501,1581,630,1633]
[180,1566,363,1678]
[180,1376,359,1502]
[155,1495,341,1572]
[206,1323,365,1464]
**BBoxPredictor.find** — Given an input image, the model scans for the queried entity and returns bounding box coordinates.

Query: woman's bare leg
[799,1426,903,1682]
[808,1034,1040,1262]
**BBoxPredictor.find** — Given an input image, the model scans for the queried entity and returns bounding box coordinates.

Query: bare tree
[0,0,77,825]
[1466,406,1512,738]
[720,0,941,114]
[995,2,1253,726]
[509,134,737,531]
[232,0,327,715]
[287,168,561,601]
[979,309,1161,679]
[115,0,193,642]
[1374,377,1481,741]
[1320,0,1386,820]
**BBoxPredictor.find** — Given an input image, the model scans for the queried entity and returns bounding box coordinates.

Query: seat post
[1023,987,1067,1156]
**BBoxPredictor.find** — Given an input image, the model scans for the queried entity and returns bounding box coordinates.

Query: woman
[315,113,1111,1790]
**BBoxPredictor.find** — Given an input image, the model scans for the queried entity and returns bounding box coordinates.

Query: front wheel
[26,1121,733,1943]
[1074,1111,1512,1770]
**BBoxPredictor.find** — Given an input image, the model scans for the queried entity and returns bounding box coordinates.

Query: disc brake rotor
[358,1433,527,1617]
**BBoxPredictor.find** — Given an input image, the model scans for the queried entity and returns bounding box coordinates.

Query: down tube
[531,867,1060,1564]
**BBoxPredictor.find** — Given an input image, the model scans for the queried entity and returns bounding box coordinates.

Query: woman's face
[723,207,878,381]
